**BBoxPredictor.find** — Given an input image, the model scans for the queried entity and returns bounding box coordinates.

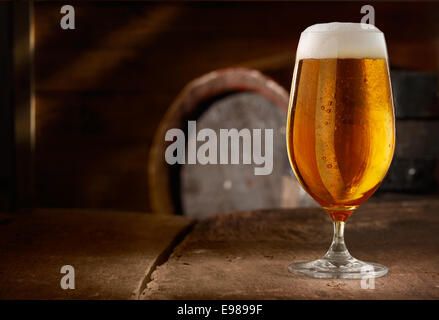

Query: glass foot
[288,257,388,279]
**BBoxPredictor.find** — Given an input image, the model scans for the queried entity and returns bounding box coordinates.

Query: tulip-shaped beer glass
[286,23,395,279]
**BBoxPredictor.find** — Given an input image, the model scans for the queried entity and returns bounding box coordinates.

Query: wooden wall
[33,2,439,212]
[0,3,13,212]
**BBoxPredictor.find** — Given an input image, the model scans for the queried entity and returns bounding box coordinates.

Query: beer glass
[286,23,395,279]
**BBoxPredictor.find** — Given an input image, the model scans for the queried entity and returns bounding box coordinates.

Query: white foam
[296,23,388,60]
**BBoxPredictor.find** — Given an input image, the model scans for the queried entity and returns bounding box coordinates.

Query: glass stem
[323,221,352,263]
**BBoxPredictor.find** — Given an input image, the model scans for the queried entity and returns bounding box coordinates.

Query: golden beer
[287,58,395,222]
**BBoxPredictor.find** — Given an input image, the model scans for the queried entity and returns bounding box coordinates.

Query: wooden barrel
[148,68,316,216]
[381,69,439,192]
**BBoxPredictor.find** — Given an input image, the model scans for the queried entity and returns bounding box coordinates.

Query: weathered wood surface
[0,3,14,212]
[391,70,438,118]
[142,200,439,299]
[380,120,439,192]
[0,209,193,299]
[382,69,439,191]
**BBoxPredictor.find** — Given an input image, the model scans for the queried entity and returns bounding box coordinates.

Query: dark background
[1,1,438,214]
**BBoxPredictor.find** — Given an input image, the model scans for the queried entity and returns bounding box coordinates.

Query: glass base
[288,257,388,279]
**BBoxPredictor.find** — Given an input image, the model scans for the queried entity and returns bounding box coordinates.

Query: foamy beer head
[296,22,388,61]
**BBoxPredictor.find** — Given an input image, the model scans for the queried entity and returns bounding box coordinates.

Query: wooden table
[141,200,439,300]
[0,209,194,299]
[1,200,438,299]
